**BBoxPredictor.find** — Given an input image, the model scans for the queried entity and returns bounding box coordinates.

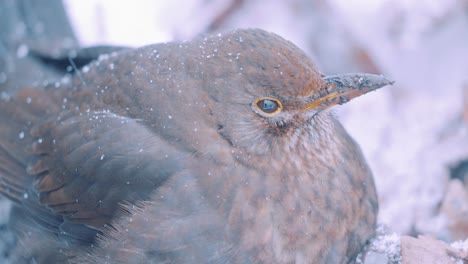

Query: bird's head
[192,29,393,155]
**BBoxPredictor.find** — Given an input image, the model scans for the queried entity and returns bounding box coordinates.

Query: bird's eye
[253,97,283,115]
[258,100,278,112]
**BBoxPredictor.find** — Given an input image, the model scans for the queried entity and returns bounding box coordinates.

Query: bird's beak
[302,73,394,112]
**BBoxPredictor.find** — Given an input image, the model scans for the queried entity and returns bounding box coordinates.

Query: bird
[0,28,391,263]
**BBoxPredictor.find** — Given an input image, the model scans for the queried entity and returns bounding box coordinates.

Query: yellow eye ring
[253,97,283,116]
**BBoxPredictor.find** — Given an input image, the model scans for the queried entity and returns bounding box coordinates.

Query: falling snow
[0,1,466,263]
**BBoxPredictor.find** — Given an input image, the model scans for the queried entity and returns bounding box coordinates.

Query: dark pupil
[258,99,278,113]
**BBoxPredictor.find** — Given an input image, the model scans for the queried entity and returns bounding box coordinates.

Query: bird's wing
[29,45,130,74]
[28,111,182,225]
[0,90,186,240]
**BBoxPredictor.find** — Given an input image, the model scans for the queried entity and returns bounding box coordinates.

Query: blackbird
[0,29,391,263]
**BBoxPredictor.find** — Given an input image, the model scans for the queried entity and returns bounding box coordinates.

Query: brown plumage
[0,29,390,263]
